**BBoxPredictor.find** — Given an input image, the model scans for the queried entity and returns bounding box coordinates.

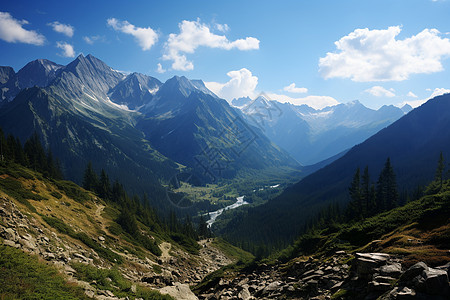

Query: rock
[380,262,402,277]
[423,267,449,295]
[368,280,392,292]
[159,282,199,300]
[400,262,428,282]
[98,236,105,242]
[43,252,56,260]
[130,284,137,293]
[3,228,17,241]
[3,239,17,247]
[354,253,390,277]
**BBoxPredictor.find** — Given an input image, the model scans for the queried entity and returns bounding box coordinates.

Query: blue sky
[1,0,450,109]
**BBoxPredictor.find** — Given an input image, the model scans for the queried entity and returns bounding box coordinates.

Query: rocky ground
[196,251,450,299]
[0,195,232,300]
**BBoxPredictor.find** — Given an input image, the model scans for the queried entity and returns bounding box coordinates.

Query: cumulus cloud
[267,93,339,110]
[400,87,450,108]
[283,83,308,94]
[56,41,75,57]
[107,18,158,51]
[205,68,258,101]
[364,86,396,97]
[206,68,337,109]
[319,26,450,82]
[47,21,74,37]
[156,63,166,74]
[163,19,260,71]
[407,91,418,98]
[0,11,45,45]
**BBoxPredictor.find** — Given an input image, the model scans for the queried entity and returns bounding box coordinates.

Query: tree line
[82,162,210,255]
[0,128,62,179]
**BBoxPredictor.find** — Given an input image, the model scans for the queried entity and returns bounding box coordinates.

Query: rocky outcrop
[196,251,450,300]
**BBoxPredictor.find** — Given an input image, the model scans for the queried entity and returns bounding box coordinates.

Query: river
[206,196,248,227]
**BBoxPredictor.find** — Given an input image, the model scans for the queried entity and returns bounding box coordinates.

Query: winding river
[206,196,248,227]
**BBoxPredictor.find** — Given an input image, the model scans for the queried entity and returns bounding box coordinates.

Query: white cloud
[364,86,396,97]
[83,35,103,44]
[47,21,74,37]
[283,83,308,94]
[156,63,166,74]
[267,93,339,110]
[399,87,450,108]
[206,68,338,109]
[56,41,75,57]
[407,91,418,98]
[216,23,229,33]
[205,68,258,101]
[107,18,158,51]
[163,19,260,71]
[0,12,45,45]
[319,26,450,82]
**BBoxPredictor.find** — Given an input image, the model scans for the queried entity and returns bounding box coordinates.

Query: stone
[159,282,199,300]
[423,267,449,295]
[396,286,416,299]
[3,239,17,247]
[368,280,392,292]
[98,236,105,242]
[3,228,17,241]
[400,262,428,282]
[380,262,402,277]
[43,252,56,260]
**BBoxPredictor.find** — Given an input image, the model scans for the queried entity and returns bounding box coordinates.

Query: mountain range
[233,96,412,165]
[221,93,450,248]
[0,55,297,211]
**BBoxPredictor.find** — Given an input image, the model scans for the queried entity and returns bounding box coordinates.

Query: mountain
[0,55,300,212]
[234,98,406,165]
[0,59,63,104]
[0,55,179,210]
[109,72,161,109]
[137,77,299,182]
[222,93,450,247]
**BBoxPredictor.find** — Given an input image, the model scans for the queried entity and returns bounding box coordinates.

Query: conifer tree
[347,167,362,219]
[376,158,398,212]
[82,162,99,192]
[435,151,445,190]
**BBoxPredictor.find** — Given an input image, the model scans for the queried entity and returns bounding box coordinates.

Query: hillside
[0,161,252,299]
[220,93,450,249]
[194,179,450,299]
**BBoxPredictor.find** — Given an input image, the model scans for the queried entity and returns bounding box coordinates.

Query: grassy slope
[0,244,89,300]
[289,180,450,267]
[0,162,178,299]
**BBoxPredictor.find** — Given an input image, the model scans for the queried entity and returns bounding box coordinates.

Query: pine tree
[82,162,99,192]
[198,215,210,239]
[376,158,398,212]
[435,152,445,191]
[347,167,362,220]
[98,169,111,200]
[361,166,371,217]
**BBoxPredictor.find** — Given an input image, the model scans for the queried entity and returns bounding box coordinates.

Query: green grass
[0,176,41,212]
[54,180,92,204]
[42,215,123,264]
[71,262,173,300]
[289,181,450,258]
[211,238,254,263]
[0,244,89,300]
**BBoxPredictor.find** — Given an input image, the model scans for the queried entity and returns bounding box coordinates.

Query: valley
[0,53,449,300]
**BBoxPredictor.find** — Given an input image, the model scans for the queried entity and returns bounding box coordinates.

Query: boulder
[380,262,402,277]
[423,267,449,296]
[159,282,199,300]
[400,262,428,282]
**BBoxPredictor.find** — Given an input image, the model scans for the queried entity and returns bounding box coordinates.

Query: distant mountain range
[222,93,450,247]
[233,96,412,165]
